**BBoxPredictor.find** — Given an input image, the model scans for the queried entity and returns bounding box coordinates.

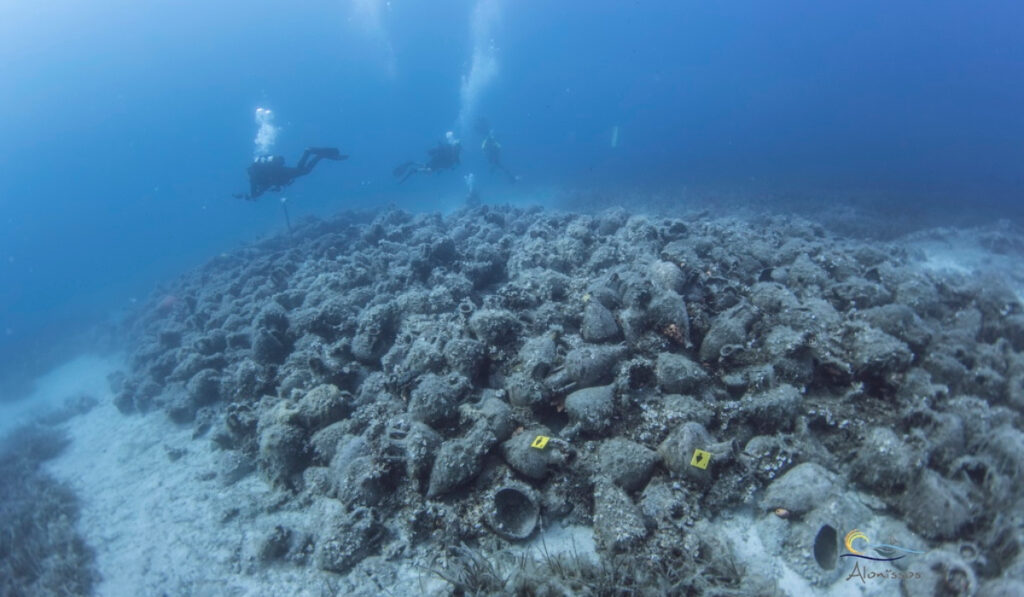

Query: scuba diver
[476,118,518,183]
[393,132,462,183]
[233,147,347,201]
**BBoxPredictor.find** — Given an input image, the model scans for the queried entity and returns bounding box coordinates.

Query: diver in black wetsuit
[481,131,518,183]
[475,118,517,183]
[393,132,462,183]
[234,147,347,200]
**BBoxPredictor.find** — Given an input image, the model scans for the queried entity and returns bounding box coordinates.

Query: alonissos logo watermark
[842,529,925,583]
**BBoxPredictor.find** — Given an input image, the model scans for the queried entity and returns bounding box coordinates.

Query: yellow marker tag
[531,435,550,450]
[690,449,711,470]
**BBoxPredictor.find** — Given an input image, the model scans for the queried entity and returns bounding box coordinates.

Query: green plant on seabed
[0,424,97,597]
[421,542,523,595]
[421,531,775,597]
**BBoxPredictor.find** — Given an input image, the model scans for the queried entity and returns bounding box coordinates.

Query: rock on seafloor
[107,206,1024,594]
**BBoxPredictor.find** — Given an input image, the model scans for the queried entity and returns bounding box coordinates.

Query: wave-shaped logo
[842,529,924,562]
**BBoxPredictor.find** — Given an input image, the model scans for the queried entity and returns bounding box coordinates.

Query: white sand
[41,356,339,596]
[906,227,1024,303]
[520,523,596,562]
[0,353,120,438]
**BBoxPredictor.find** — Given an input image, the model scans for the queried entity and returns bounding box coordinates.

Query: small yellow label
[690,449,711,469]
[531,435,550,449]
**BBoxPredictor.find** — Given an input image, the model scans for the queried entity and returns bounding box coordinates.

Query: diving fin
[393,161,414,177]
[309,147,345,160]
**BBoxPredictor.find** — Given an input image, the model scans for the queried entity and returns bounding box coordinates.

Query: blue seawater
[1,0,1021,394]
